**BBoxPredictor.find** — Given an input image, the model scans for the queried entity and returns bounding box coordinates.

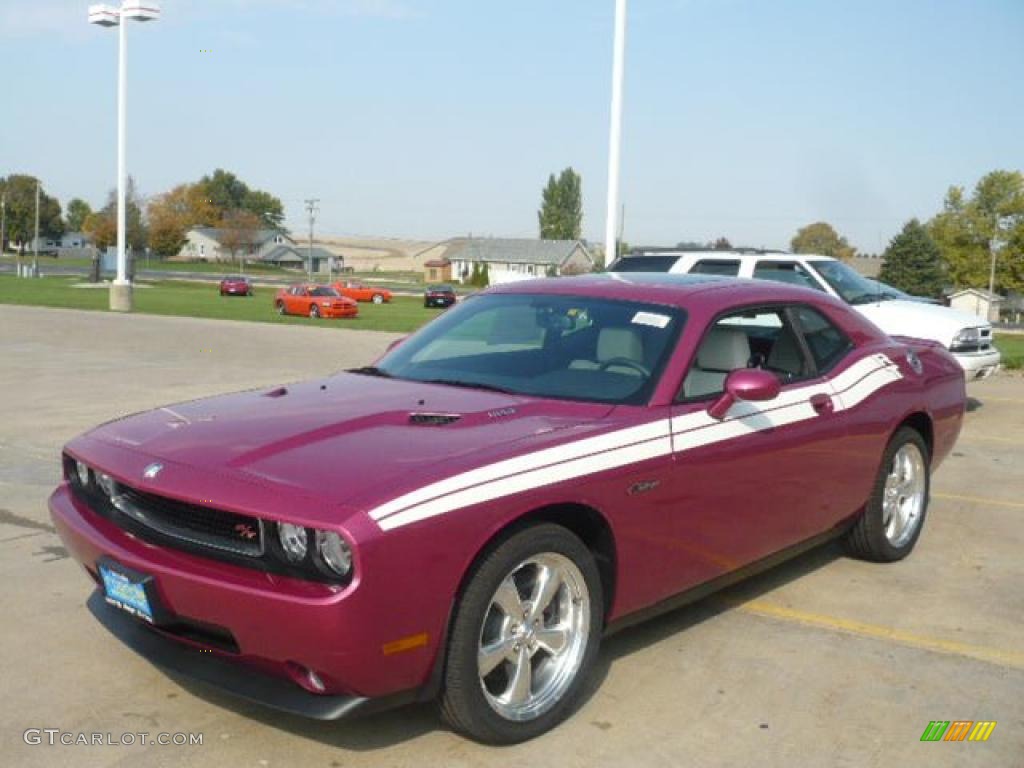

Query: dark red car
[424,283,457,308]
[219,275,253,297]
[50,275,964,743]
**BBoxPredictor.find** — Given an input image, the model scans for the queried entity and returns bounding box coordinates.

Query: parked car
[274,284,358,319]
[609,250,1001,381]
[219,275,253,297]
[50,274,964,744]
[332,280,392,304]
[424,283,457,308]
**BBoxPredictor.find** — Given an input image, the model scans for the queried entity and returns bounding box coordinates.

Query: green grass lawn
[994,334,1024,369]
[0,274,442,334]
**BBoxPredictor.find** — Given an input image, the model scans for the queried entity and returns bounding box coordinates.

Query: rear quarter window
[608,255,680,272]
[794,306,852,372]
[689,259,740,276]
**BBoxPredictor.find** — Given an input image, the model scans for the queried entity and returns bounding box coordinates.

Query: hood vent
[409,412,462,426]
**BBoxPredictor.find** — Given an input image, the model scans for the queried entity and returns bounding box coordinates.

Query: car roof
[621,250,835,263]
[484,272,841,310]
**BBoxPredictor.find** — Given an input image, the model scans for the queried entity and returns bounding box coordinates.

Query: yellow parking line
[733,599,1024,670]
[933,492,1024,509]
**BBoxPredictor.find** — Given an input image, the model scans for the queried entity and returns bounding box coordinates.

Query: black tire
[309,305,321,318]
[372,293,384,304]
[440,523,603,744]
[276,301,286,315]
[844,426,930,562]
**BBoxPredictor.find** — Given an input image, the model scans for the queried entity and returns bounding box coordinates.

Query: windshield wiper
[423,378,517,395]
[347,365,393,378]
[849,294,895,305]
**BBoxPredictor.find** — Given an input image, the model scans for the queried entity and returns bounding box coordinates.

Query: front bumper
[49,484,432,707]
[953,347,1001,382]
[321,306,358,318]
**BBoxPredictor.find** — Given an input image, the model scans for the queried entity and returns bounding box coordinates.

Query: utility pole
[604,0,628,267]
[1,190,6,261]
[33,180,40,278]
[305,198,319,282]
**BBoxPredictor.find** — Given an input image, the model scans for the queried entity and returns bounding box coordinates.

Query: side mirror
[385,336,407,353]
[707,369,781,420]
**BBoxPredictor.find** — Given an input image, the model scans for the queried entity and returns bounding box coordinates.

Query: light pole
[604,0,628,267]
[88,2,160,312]
[988,214,1011,299]
[305,198,319,282]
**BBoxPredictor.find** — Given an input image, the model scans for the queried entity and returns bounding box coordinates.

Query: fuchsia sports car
[50,274,965,743]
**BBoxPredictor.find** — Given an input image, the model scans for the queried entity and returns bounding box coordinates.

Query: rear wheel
[372,293,385,304]
[309,304,321,319]
[441,524,602,744]
[276,301,286,315]
[844,427,930,562]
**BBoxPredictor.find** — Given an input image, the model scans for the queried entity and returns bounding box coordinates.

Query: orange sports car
[332,280,392,304]
[274,284,359,319]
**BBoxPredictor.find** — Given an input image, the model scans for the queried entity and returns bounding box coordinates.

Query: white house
[948,288,1004,323]
[177,227,297,263]
[445,238,594,285]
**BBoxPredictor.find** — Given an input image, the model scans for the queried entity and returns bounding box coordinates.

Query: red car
[331,280,392,304]
[50,275,964,743]
[219,275,253,297]
[424,283,457,308]
[274,284,358,319]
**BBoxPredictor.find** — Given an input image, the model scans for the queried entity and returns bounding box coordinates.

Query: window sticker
[632,311,671,329]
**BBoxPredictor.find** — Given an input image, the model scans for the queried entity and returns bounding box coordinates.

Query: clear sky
[1,0,1022,253]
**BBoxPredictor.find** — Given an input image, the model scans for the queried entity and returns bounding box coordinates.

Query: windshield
[810,260,893,305]
[428,285,454,292]
[374,293,686,405]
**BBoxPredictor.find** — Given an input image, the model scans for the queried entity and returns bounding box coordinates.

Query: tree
[196,169,284,227]
[712,237,733,250]
[82,211,116,250]
[217,209,263,268]
[85,177,147,254]
[878,219,945,298]
[790,221,856,260]
[538,167,582,240]
[928,170,1024,293]
[65,198,93,233]
[147,183,218,258]
[0,175,63,254]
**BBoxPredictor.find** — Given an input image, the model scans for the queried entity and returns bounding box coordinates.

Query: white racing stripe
[369,353,903,531]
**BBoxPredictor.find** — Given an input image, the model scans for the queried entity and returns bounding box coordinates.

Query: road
[1,305,1021,767]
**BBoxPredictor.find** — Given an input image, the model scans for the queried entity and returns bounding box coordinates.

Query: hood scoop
[408,412,462,426]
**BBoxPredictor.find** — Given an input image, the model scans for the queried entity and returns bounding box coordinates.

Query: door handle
[810,393,834,415]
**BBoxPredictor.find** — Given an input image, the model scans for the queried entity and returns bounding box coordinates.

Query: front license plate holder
[97,557,168,625]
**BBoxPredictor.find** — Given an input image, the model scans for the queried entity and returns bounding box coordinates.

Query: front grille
[113,487,264,558]
[409,412,461,426]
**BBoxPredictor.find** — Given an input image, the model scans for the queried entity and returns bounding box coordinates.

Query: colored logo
[920,721,996,742]
[234,523,258,540]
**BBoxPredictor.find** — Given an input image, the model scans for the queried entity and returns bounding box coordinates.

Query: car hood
[73,373,615,525]
[853,300,987,347]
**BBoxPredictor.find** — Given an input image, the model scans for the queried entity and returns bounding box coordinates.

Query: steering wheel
[598,358,651,377]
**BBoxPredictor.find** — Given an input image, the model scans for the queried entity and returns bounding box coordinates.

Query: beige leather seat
[571,327,646,376]
[683,328,751,398]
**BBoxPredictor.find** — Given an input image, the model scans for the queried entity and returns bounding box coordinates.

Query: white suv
[609,250,1000,381]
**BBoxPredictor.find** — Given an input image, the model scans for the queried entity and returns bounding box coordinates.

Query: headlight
[96,472,118,498]
[277,523,308,562]
[951,327,981,351]
[316,530,352,576]
[74,460,91,487]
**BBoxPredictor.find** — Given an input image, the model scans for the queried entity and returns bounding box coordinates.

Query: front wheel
[372,293,385,304]
[309,305,321,319]
[844,426,930,562]
[441,524,603,744]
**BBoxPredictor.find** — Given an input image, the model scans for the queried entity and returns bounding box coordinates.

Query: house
[263,245,338,274]
[948,288,1004,323]
[444,238,594,285]
[177,227,297,263]
[424,258,453,283]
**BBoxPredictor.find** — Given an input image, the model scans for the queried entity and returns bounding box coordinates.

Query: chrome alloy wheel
[882,443,927,548]
[477,553,590,722]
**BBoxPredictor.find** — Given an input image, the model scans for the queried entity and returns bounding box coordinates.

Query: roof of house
[424,258,451,267]
[191,226,292,246]
[261,245,337,264]
[446,238,592,266]
[948,288,1003,301]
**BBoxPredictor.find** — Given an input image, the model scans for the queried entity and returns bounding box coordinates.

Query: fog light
[277,523,308,562]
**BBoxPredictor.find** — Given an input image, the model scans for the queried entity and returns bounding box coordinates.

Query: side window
[680,308,811,400]
[793,306,852,372]
[753,261,825,291]
[689,259,740,276]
